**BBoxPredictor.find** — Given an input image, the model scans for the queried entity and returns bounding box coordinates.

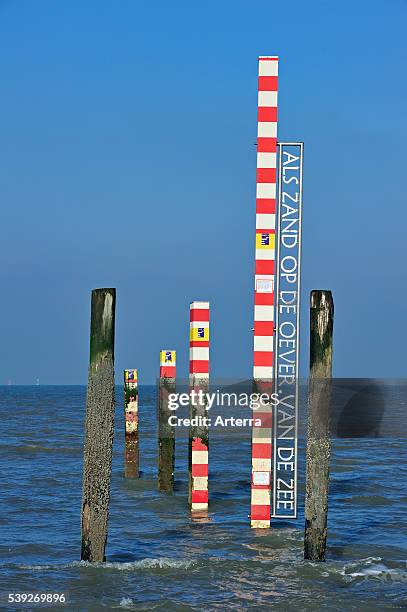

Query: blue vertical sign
[272,143,304,519]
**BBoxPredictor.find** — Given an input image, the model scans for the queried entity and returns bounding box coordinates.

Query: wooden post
[124,369,139,478]
[81,288,116,562]
[188,301,210,512]
[304,290,334,561]
[158,350,176,492]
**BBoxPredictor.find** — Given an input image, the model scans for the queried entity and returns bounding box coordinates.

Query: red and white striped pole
[250,56,279,528]
[188,301,210,512]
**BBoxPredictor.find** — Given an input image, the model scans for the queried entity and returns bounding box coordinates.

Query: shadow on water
[335,383,385,438]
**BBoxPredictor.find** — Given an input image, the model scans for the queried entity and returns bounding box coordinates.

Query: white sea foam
[340,557,407,583]
[20,557,196,571]
[119,597,134,608]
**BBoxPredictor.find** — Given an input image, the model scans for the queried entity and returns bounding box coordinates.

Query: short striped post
[189,301,210,512]
[124,369,139,478]
[251,55,279,528]
[158,350,176,493]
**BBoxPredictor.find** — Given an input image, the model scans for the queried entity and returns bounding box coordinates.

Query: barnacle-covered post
[81,288,116,562]
[304,290,334,561]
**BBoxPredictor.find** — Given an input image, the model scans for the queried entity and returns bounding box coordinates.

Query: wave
[19,557,197,571]
[19,555,407,581]
[0,443,80,456]
[339,557,407,583]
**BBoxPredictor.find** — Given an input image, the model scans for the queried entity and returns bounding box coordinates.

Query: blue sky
[0,0,406,383]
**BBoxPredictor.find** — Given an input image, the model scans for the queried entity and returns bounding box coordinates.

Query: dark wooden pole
[81,288,116,562]
[158,350,176,492]
[158,377,176,492]
[304,290,334,561]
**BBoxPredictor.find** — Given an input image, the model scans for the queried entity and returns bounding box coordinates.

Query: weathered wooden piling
[81,288,116,562]
[304,290,334,561]
[158,350,176,492]
[124,369,139,478]
[189,301,210,512]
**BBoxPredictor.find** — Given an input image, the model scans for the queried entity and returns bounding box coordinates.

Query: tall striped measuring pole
[250,56,279,528]
[124,369,139,478]
[188,301,210,512]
